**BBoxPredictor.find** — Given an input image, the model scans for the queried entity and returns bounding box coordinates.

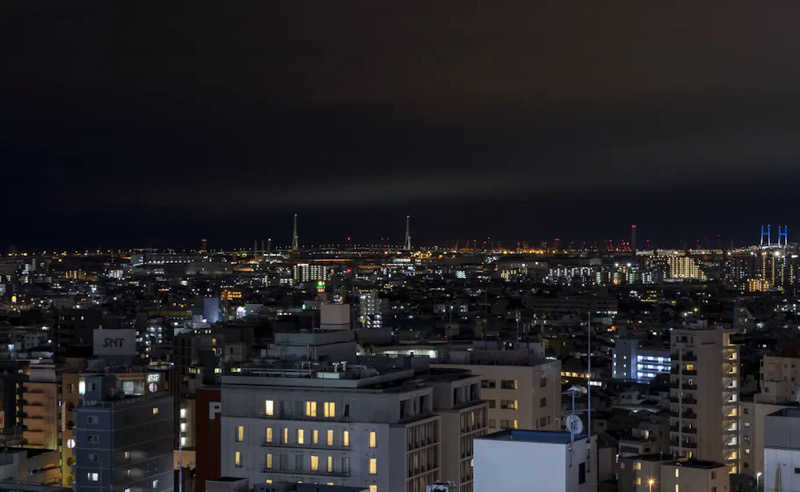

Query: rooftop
[480,429,586,444]
[769,408,800,418]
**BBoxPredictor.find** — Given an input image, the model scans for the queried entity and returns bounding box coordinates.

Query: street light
[648,478,655,492]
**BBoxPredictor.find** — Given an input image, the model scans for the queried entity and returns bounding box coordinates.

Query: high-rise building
[667,256,706,280]
[612,339,671,382]
[73,375,174,491]
[669,327,739,472]
[358,290,383,330]
[617,455,729,492]
[293,263,330,284]
[219,359,486,492]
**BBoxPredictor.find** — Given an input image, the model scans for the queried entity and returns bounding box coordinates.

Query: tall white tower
[292,213,299,251]
[404,215,412,250]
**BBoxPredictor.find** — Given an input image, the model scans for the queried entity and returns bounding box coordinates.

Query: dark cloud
[1,0,799,248]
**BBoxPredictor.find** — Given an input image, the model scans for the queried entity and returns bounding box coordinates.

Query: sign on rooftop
[93,329,137,357]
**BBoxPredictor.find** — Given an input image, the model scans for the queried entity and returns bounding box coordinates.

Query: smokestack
[292,213,299,251]
[631,224,637,253]
[404,216,412,250]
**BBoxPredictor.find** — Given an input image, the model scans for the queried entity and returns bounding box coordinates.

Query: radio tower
[404,216,412,250]
[292,213,299,251]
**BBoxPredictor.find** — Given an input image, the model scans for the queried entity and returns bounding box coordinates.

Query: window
[266,427,273,443]
[711,471,716,479]
[88,434,100,443]
[540,377,547,387]
[327,429,334,446]
[324,401,336,418]
[306,401,317,417]
[180,408,187,418]
[675,485,679,492]
[327,455,333,472]
[369,458,377,475]
[283,427,289,444]
[123,451,131,460]
[66,438,76,448]
[369,431,377,448]
[297,429,305,445]
[481,379,496,389]
[152,407,159,415]
[513,419,519,429]
[265,400,274,416]
[234,451,242,467]
[343,430,350,447]
[87,416,98,424]
[310,455,319,471]
[636,478,642,485]
[540,397,547,407]
[313,429,319,444]
[152,480,159,489]
[636,462,642,471]
[88,472,99,482]
[675,469,679,478]
[88,453,98,463]
[500,379,518,390]
[266,453,273,469]
[578,462,586,484]
[370,486,378,492]
[236,425,245,442]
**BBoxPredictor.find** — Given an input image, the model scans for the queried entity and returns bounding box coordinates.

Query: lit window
[369,431,377,448]
[343,430,350,447]
[88,472,99,482]
[675,485,679,492]
[283,427,289,444]
[266,427,273,443]
[675,469,679,478]
[297,429,305,445]
[369,458,377,475]
[152,480,159,489]
[313,429,319,444]
[636,478,642,485]
[265,400,274,416]
[152,407,159,415]
[311,455,319,471]
[306,401,317,417]
[66,439,76,449]
[236,425,245,442]
[327,455,333,472]
[327,430,334,446]
[235,451,242,467]
[180,408,187,418]
[123,451,131,460]
[370,486,378,492]
[324,401,336,418]
[266,480,272,484]
[636,462,642,471]
[266,453,273,469]
[513,419,519,429]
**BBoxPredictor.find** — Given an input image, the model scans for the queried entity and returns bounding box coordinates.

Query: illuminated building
[358,290,383,329]
[669,328,740,472]
[293,263,330,283]
[667,256,706,280]
[613,339,671,382]
[220,289,243,301]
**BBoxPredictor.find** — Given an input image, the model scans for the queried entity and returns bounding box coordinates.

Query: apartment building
[758,355,800,404]
[669,327,739,472]
[432,341,561,433]
[220,359,486,492]
[619,455,729,492]
[73,375,174,491]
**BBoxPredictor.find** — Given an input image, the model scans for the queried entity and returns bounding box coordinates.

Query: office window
[327,429,334,446]
[283,427,289,444]
[324,401,336,418]
[369,458,377,475]
[306,401,317,417]
[369,431,377,448]
[236,425,245,442]
[88,472,99,482]
[313,429,319,444]
[265,400,274,416]
[343,430,350,447]
[310,455,319,471]
[266,427,273,443]
[152,407,159,415]
[266,453,273,469]
[327,455,333,473]
[500,379,518,390]
[234,451,242,467]
[297,429,305,445]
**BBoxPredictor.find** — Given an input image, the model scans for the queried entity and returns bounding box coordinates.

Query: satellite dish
[566,414,584,435]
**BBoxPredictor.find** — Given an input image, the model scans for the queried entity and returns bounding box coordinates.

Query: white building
[473,430,596,492]
[358,290,383,330]
[763,408,800,492]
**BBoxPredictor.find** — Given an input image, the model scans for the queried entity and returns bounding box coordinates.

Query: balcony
[682,369,697,376]
[264,468,351,478]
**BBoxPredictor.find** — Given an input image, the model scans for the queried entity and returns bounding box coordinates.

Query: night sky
[2,1,799,249]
